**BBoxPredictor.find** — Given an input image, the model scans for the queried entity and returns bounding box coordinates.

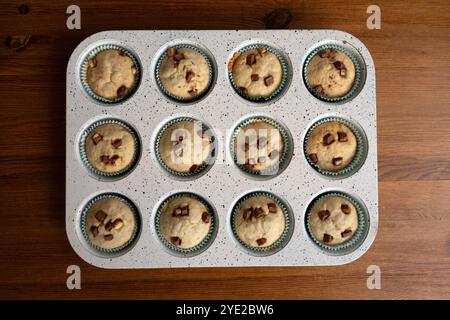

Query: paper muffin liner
[79,192,141,256]
[154,43,215,104]
[79,118,141,180]
[80,43,141,104]
[228,43,291,103]
[305,191,369,255]
[303,43,365,103]
[303,116,367,179]
[154,192,218,257]
[154,116,217,179]
[230,191,294,256]
[230,115,293,177]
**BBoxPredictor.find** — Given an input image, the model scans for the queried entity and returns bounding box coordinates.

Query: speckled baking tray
[66,30,378,269]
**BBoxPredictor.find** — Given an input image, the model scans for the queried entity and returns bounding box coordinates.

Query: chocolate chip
[318,49,331,58]
[201,212,210,223]
[323,233,333,243]
[189,164,199,172]
[172,207,182,217]
[267,203,277,213]
[178,134,184,142]
[100,155,110,164]
[188,89,197,96]
[167,48,176,57]
[256,238,267,246]
[90,226,99,237]
[251,74,259,81]
[185,70,195,82]
[118,51,126,56]
[243,142,250,152]
[181,205,189,216]
[170,236,182,246]
[332,157,343,166]
[252,207,265,219]
[333,61,344,69]
[173,52,185,62]
[257,136,267,149]
[309,153,318,164]
[88,58,97,68]
[341,229,352,238]
[264,75,274,86]
[111,139,122,148]
[246,54,256,66]
[112,218,123,230]
[338,131,348,142]
[268,149,279,160]
[243,208,253,221]
[341,204,351,214]
[332,60,347,77]
[91,132,103,145]
[104,234,114,241]
[323,133,335,146]
[318,210,330,221]
[95,210,107,223]
[105,220,114,232]
[117,85,127,97]
[239,87,248,95]
[314,85,324,95]
[258,156,267,163]
[109,155,120,165]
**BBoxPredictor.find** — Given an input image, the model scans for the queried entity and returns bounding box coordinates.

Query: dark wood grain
[1,0,449,299]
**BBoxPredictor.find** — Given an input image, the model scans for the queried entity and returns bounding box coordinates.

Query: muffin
[233,120,284,173]
[233,195,286,248]
[306,48,355,98]
[157,119,214,175]
[230,47,283,98]
[86,49,138,100]
[306,121,357,172]
[85,123,137,174]
[158,47,211,100]
[308,195,358,245]
[85,197,137,250]
[158,195,212,249]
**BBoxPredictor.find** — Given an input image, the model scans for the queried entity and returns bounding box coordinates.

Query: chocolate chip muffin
[86,49,138,100]
[234,195,285,248]
[306,121,357,171]
[309,195,358,245]
[158,120,213,174]
[306,48,356,98]
[234,120,284,172]
[158,195,212,249]
[158,47,211,99]
[85,123,136,174]
[85,197,137,250]
[230,48,282,98]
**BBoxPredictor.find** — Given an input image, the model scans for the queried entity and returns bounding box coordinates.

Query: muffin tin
[66,30,378,268]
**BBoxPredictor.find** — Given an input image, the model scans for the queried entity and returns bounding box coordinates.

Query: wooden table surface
[1,0,449,300]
